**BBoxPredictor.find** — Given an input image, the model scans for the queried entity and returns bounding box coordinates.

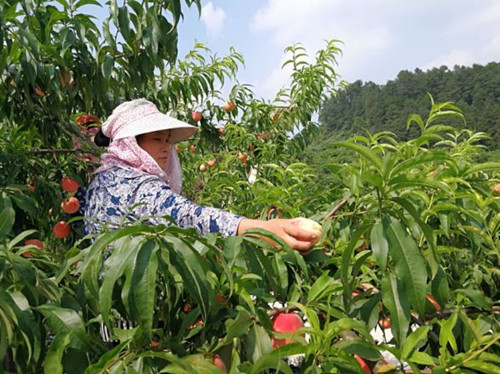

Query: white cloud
[201,2,226,37]
[250,0,395,94]
[423,35,500,71]
[247,0,500,97]
[446,2,500,36]
[429,1,500,69]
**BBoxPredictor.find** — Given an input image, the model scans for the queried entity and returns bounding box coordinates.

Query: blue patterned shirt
[84,166,243,237]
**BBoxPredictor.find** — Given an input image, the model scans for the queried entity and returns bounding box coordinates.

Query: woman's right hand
[236,217,322,251]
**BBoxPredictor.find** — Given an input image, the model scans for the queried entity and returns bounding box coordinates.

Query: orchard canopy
[0,1,499,373]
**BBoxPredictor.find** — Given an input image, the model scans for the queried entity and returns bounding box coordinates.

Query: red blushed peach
[271,312,304,349]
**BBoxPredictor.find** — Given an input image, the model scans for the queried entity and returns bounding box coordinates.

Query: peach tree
[1,1,499,373]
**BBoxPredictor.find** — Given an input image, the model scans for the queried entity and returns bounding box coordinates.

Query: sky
[172,0,500,100]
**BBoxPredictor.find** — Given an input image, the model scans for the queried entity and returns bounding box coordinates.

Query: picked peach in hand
[290,217,322,245]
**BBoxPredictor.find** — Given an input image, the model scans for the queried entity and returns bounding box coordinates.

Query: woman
[84,99,319,250]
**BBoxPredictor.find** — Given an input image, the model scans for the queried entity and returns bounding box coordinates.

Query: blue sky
[174,0,500,100]
[88,1,500,100]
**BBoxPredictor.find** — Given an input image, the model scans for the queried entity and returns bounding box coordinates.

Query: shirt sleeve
[133,175,244,237]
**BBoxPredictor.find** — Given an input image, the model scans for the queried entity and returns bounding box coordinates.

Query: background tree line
[302,62,500,173]
[319,62,500,148]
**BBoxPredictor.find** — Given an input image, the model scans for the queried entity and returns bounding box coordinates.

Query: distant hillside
[319,62,500,149]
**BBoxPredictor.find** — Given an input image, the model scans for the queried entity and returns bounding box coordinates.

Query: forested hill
[319,62,500,149]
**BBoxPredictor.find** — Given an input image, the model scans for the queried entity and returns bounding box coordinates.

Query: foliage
[1,1,499,373]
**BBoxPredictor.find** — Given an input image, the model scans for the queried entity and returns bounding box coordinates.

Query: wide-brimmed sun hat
[102,98,198,143]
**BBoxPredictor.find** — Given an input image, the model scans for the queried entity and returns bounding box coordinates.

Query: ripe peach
[27,182,36,192]
[237,152,248,165]
[61,197,80,214]
[223,101,235,112]
[61,177,79,194]
[53,221,71,239]
[183,303,192,313]
[23,239,44,258]
[213,354,227,373]
[380,317,391,329]
[191,111,202,122]
[207,159,216,168]
[492,183,500,196]
[187,320,204,330]
[190,144,196,154]
[76,114,101,126]
[271,312,304,349]
[150,340,160,348]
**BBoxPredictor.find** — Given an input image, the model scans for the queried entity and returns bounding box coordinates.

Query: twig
[423,306,500,321]
[27,148,98,155]
[447,333,500,372]
[410,314,440,344]
[322,199,347,220]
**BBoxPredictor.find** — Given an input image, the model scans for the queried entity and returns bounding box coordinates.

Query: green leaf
[370,220,388,270]
[333,141,383,172]
[330,318,373,342]
[44,333,71,374]
[0,207,15,239]
[102,18,116,49]
[337,340,382,361]
[246,324,273,364]
[223,236,243,268]
[463,360,500,374]
[36,305,94,351]
[406,113,424,132]
[431,266,450,309]
[81,225,157,302]
[221,307,253,344]
[463,162,500,177]
[7,229,37,250]
[131,239,159,337]
[307,271,342,302]
[74,0,102,9]
[455,289,493,310]
[390,151,450,178]
[391,197,439,277]
[381,272,410,348]
[99,236,144,326]
[439,310,458,354]
[101,54,113,80]
[401,326,430,360]
[84,341,128,374]
[388,175,450,193]
[163,236,214,321]
[118,6,132,43]
[340,223,372,311]
[385,216,427,317]
[408,351,436,366]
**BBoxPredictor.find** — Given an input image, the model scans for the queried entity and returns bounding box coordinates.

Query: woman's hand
[236,217,322,251]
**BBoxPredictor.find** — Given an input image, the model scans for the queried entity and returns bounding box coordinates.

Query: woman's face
[136,130,172,170]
